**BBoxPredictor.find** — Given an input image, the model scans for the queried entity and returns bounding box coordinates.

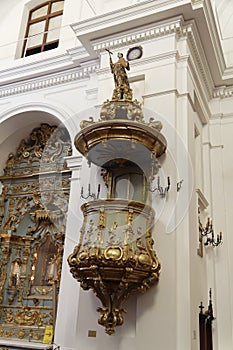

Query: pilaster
[54,155,83,350]
[208,119,233,350]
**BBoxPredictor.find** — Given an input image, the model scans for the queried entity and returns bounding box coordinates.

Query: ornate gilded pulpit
[68,52,167,334]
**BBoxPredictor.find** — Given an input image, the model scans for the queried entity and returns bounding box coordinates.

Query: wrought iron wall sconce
[200,217,223,247]
[148,176,170,197]
[81,184,100,200]
[148,176,184,197]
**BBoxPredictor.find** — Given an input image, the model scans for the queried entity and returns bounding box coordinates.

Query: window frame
[22,0,64,57]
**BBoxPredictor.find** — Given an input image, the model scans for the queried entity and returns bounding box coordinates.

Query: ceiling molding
[92,17,184,53]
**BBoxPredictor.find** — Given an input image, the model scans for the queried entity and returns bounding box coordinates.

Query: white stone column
[54,155,83,350]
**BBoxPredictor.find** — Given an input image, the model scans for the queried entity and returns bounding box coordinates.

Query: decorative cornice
[71,0,189,39]
[64,155,83,182]
[0,17,213,107]
[200,0,226,82]
[72,0,233,87]
[0,45,96,92]
[93,18,213,104]
[0,53,72,85]
[191,0,204,7]
[0,61,99,99]
[65,155,83,170]
[92,18,183,53]
[212,86,233,99]
[180,21,212,121]
[0,0,229,102]
[182,21,214,99]
[0,44,96,82]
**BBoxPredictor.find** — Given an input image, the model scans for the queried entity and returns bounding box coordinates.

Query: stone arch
[0,102,78,173]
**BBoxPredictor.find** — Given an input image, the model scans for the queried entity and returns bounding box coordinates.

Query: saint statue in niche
[33,235,59,286]
[9,258,21,288]
[45,254,59,284]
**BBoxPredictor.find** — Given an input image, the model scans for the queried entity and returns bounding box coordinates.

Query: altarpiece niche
[0,123,71,343]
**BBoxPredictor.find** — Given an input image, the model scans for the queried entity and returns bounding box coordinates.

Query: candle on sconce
[201,217,223,247]
[211,227,214,239]
[167,176,170,187]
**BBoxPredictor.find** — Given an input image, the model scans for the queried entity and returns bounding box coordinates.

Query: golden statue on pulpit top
[107,50,132,101]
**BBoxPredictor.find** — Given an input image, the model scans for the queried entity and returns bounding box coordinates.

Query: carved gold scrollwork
[68,199,160,334]
[15,308,42,326]
[0,244,11,302]
[0,328,13,338]
[80,117,94,129]
[79,100,164,139]
[34,287,53,295]
[3,307,51,327]
[2,123,71,177]
[0,123,71,342]
[100,168,109,188]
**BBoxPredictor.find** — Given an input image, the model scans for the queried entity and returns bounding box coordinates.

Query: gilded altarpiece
[0,123,71,343]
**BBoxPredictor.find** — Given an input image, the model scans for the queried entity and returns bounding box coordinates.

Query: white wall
[208,96,233,349]
[1,1,233,350]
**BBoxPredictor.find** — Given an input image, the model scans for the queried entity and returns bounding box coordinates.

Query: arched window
[22,0,64,57]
